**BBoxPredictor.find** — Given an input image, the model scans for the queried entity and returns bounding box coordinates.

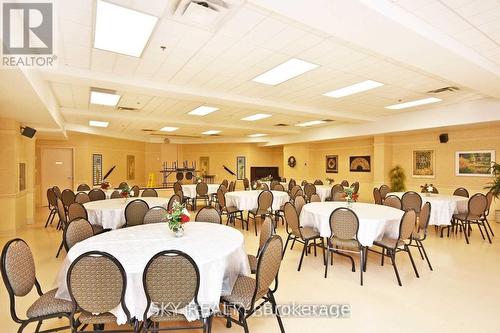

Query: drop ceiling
[6,0,500,143]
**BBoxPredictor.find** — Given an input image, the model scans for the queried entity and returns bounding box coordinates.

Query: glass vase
[173,226,184,238]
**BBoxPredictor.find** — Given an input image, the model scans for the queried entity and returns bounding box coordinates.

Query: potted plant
[485,162,500,223]
[389,165,406,192]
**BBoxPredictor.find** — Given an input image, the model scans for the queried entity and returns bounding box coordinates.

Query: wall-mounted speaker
[439,133,448,143]
[20,126,36,138]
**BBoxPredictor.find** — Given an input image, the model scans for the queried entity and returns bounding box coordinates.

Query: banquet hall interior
[1,0,500,332]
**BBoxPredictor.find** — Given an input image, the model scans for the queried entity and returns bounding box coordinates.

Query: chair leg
[298,240,308,271]
[463,222,470,244]
[363,246,368,272]
[17,322,27,333]
[324,245,329,278]
[239,309,250,333]
[485,218,495,237]
[360,248,364,286]
[268,292,285,333]
[477,222,486,240]
[290,238,296,250]
[418,240,433,271]
[45,210,54,227]
[483,222,492,243]
[34,321,42,333]
[389,251,402,286]
[405,245,420,278]
[416,241,424,259]
[283,234,291,258]
[381,248,385,266]
[56,240,64,258]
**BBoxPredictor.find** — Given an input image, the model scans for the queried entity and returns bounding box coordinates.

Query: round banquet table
[300,202,404,246]
[84,197,170,229]
[182,184,220,198]
[225,190,290,211]
[54,223,250,324]
[387,192,468,226]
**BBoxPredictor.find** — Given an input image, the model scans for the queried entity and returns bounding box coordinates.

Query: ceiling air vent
[322,119,334,122]
[173,0,229,27]
[426,86,459,94]
[274,123,289,127]
[141,129,155,132]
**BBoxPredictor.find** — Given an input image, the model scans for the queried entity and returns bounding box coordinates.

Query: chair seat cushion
[374,236,404,249]
[330,237,360,250]
[222,275,262,310]
[300,227,320,240]
[247,254,257,274]
[453,213,482,221]
[226,206,241,214]
[150,313,188,322]
[249,209,270,216]
[26,289,73,318]
[78,311,117,324]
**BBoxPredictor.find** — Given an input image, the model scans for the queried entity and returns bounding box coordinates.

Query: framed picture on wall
[326,155,338,173]
[127,155,135,180]
[349,156,371,172]
[412,150,435,178]
[92,153,103,186]
[455,150,495,176]
[236,156,246,180]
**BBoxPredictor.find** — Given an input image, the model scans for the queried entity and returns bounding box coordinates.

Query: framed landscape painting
[413,150,435,178]
[326,155,338,173]
[455,150,495,176]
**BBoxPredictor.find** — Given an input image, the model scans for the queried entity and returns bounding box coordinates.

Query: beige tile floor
[1,207,500,333]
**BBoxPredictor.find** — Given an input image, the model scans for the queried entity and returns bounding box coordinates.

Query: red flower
[180,214,190,223]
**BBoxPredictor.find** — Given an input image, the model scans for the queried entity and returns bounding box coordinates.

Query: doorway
[41,147,74,206]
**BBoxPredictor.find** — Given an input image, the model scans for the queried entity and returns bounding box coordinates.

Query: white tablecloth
[225,190,289,211]
[300,202,404,246]
[54,223,250,324]
[182,184,220,198]
[84,197,169,229]
[387,192,468,226]
[314,185,333,201]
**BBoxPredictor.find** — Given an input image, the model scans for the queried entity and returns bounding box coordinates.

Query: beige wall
[282,124,500,219]
[36,132,147,206]
[0,118,35,236]
[391,125,500,215]
[283,138,375,203]
[31,124,500,221]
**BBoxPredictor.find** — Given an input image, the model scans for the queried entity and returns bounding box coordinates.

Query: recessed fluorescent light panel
[385,97,442,110]
[323,80,384,98]
[241,113,271,121]
[248,133,267,137]
[159,126,178,132]
[89,120,109,128]
[188,106,219,116]
[94,0,158,57]
[202,130,221,135]
[252,58,318,85]
[90,89,121,106]
[296,120,326,127]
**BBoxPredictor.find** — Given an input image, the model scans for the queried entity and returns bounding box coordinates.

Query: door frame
[40,146,75,205]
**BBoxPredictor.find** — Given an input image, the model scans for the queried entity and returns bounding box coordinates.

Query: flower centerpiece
[252,180,262,190]
[120,184,132,202]
[195,175,203,183]
[326,177,335,185]
[343,186,359,207]
[166,201,190,237]
[260,175,273,182]
[420,183,435,196]
[100,181,110,190]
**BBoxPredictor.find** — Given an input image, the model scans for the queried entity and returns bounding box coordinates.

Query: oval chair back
[124,199,149,227]
[75,192,90,204]
[384,195,402,210]
[195,207,221,224]
[143,207,168,224]
[401,191,422,213]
